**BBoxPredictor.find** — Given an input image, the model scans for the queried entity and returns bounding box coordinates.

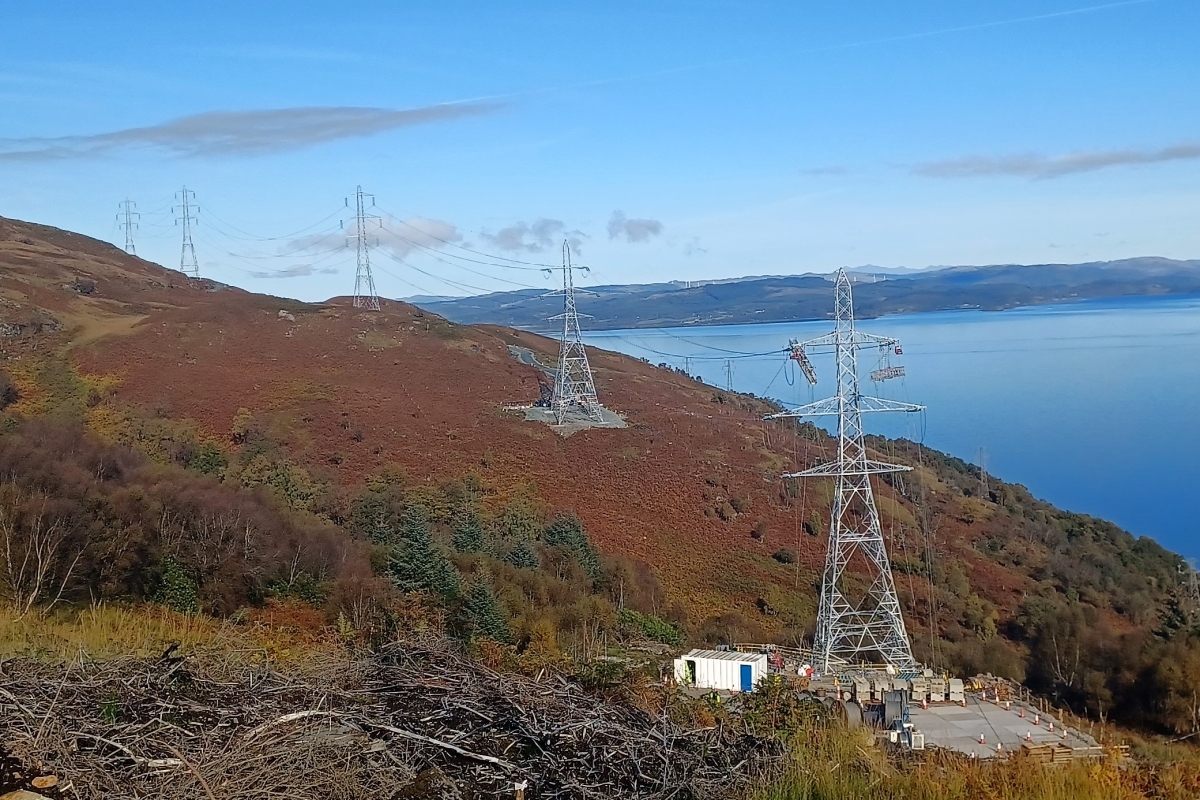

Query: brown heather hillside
[2,215,1197,735]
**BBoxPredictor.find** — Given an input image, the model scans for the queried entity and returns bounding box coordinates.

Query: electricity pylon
[724,359,734,391]
[349,185,381,311]
[546,241,601,423]
[767,268,923,673]
[174,187,199,278]
[118,199,139,255]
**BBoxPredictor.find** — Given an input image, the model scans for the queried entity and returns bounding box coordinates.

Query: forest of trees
[0,410,680,666]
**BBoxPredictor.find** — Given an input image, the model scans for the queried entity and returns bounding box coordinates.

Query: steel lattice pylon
[767,269,923,673]
[118,198,139,256]
[175,187,199,279]
[351,185,381,311]
[548,241,601,423]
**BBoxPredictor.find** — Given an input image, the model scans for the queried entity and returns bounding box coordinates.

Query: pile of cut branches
[0,639,783,799]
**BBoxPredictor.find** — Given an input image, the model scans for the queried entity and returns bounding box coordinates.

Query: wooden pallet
[1020,742,1106,763]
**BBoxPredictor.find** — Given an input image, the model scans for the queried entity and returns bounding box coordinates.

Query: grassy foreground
[0,601,341,666]
[755,722,1200,800]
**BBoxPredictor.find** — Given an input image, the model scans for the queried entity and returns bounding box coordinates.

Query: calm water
[585,295,1200,561]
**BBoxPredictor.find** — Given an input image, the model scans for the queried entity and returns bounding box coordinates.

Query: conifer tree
[389,505,461,600]
[452,511,485,554]
[352,491,398,546]
[543,514,600,577]
[504,537,539,570]
[464,577,512,643]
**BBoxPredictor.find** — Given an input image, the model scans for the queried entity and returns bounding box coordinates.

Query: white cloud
[0,103,501,160]
[479,218,584,253]
[607,210,663,242]
[915,142,1200,179]
[250,264,339,279]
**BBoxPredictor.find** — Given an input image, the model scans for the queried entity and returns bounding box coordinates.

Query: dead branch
[0,639,784,799]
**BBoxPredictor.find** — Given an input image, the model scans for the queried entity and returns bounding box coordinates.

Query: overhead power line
[199,204,347,242]
[376,222,543,289]
[373,206,559,270]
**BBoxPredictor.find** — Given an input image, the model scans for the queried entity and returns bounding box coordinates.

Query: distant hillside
[415,258,1200,330]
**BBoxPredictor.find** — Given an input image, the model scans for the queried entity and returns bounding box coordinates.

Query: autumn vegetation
[3,216,1200,798]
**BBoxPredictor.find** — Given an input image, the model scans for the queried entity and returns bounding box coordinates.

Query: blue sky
[1,0,1197,300]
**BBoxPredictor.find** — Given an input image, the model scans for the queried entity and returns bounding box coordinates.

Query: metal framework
[174,187,199,279]
[350,185,381,311]
[767,269,923,673]
[118,199,138,256]
[547,241,601,423]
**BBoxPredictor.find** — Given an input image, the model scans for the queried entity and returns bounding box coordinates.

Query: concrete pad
[522,405,627,436]
[908,694,1098,759]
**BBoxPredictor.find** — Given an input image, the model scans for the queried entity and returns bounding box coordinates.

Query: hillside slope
[2,215,1197,734]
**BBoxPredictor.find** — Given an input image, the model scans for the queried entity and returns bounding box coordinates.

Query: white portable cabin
[674,649,769,693]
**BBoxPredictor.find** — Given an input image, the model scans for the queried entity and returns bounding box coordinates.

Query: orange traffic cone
[1025,731,1032,742]
[979,733,986,745]
[1019,707,1026,718]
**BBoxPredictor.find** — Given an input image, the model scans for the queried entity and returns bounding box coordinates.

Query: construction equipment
[787,339,818,384]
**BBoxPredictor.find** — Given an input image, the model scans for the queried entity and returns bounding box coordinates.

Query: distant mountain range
[412,257,1200,331]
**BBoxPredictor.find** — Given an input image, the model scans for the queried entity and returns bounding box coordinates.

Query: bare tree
[0,497,83,619]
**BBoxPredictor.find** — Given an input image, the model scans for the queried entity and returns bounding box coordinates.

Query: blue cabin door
[740,664,753,692]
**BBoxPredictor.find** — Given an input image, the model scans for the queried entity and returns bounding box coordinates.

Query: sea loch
[587,294,1200,560]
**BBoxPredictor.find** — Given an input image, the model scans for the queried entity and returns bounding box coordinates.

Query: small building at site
[673,649,769,693]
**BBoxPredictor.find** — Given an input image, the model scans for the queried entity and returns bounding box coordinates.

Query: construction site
[666,269,1112,762]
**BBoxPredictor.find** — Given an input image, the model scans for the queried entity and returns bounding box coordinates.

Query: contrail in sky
[559,0,1160,92]
[795,0,1159,55]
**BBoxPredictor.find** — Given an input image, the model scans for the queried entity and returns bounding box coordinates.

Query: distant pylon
[767,268,924,673]
[117,199,139,255]
[174,186,199,279]
[547,241,601,423]
[350,185,381,311]
[724,359,734,392]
